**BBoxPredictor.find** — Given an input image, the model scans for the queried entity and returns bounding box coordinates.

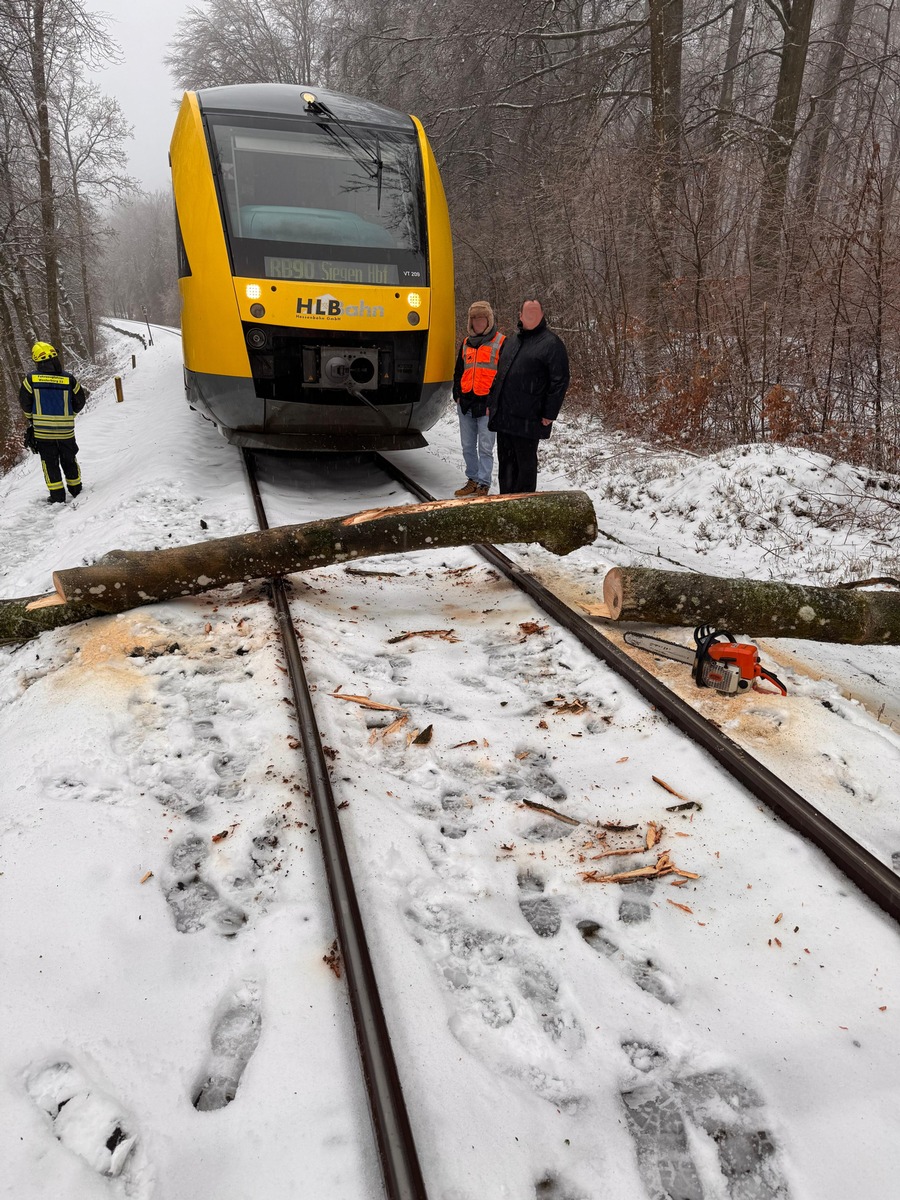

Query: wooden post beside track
[131,354,136,369]
[114,376,124,403]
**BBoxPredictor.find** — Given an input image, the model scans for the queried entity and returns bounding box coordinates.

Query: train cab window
[207,116,427,285]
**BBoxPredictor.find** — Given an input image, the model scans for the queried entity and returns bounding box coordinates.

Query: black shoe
[47,493,66,504]
[68,486,82,497]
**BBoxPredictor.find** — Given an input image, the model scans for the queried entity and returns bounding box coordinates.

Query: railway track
[242,450,429,1200]
[238,439,898,1196]
[373,453,900,926]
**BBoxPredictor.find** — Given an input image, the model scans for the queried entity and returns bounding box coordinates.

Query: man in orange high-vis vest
[451,300,505,497]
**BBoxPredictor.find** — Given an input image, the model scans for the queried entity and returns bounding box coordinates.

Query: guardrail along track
[242,450,429,1200]
[375,453,900,926]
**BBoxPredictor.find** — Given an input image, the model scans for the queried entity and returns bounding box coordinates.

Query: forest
[2,0,899,473]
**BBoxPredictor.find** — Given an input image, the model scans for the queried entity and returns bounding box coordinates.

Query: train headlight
[245,284,261,299]
[407,292,421,308]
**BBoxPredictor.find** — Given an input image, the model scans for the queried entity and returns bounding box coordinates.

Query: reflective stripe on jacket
[460,332,506,397]
[20,373,83,440]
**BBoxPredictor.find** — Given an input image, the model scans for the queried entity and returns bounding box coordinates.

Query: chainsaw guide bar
[623,626,787,696]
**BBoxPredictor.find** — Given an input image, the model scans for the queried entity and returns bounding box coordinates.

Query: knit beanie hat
[467,300,495,336]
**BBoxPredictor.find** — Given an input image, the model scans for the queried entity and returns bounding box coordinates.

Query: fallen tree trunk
[603,566,900,644]
[0,595,107,645]
[10,492,595,631]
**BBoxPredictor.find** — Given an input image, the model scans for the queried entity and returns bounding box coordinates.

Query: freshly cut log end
[602,565,900,645]
[603,569,627,621]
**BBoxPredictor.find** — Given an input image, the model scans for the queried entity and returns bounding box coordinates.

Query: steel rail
[242,451,429,1200]
[375,454,900,926]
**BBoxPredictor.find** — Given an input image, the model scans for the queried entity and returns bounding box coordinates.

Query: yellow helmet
[32,341,57,362]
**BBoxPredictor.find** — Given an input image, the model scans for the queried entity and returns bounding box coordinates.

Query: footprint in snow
[26,1060,137,1179]
[535,1174,586,1200]
[578,919,678,1005]
[439,791,469,839]
[165,833,247,936]
[518,869,562,938]
[495,748,568,805]
[117,657,255,818]
[405,897,583,1106]
[620,1043,790,1200]
[618,877,655,925]
[193,982,263,1111]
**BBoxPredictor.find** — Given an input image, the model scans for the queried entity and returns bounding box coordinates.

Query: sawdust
[46,615,195,694]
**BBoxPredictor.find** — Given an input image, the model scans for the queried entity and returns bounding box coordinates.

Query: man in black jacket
[487,299,569,493]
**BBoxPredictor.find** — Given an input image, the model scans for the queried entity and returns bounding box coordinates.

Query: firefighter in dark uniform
[19,342,87,503]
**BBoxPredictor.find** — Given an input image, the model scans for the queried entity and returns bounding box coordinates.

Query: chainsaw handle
[755,666,787,696]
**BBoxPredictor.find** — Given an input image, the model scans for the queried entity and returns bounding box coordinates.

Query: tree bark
[646,0,684,368]
[796,0,856,216]
[751,0,816,278]
[602,566,900,644]
[17,491,597,623]
[33,0,61,349]
[0,594,106,645]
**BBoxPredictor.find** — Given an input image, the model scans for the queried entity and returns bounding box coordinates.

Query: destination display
[264,256,400,286]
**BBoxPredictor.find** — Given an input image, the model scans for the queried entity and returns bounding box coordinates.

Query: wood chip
[329,692,404,711]
[412,724,433,745]
[323,939,342,978]
[383,714,409,737]
[519,621,548,637]
[590,846,645,859]
[139,870,153,884]
[600,821,638,832]
[667,899,694,914]
[581,865,660,884]
[344,566,401,577]
[774,912,783,924]
[652,776,693,804]
[522,799,579,826]
[450,739,478,749]
[646,821,661,850]
[665,800,702,812]
[387,629,460,644]
[549,696,589,715]
[370,714,409,744]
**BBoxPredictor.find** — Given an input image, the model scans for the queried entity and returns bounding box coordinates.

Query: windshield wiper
[306,96,384,207]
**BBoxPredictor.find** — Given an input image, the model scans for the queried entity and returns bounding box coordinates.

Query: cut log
[603,566,900,644]
[0,595,106,645]
[11,492,595,628]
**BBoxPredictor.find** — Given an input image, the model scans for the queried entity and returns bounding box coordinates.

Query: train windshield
[208,116,427,286]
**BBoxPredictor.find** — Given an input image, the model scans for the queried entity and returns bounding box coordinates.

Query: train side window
[174,203,191,278]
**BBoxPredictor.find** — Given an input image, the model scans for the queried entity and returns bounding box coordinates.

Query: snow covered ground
[1,326,898,1199]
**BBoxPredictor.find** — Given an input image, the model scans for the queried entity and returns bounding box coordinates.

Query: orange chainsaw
[623,624,787,696]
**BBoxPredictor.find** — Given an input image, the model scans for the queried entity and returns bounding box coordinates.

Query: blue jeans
[458,406,495,488]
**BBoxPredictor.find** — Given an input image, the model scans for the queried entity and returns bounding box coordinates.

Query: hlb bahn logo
[296,294,385,319]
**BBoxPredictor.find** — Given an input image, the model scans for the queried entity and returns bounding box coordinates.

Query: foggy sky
[90,0,191,193]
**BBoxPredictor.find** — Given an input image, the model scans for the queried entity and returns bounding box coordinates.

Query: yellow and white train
[170,84,454,451]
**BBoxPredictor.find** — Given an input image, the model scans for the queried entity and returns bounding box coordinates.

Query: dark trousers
[39,439,82,500]
[497,432,539,494]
